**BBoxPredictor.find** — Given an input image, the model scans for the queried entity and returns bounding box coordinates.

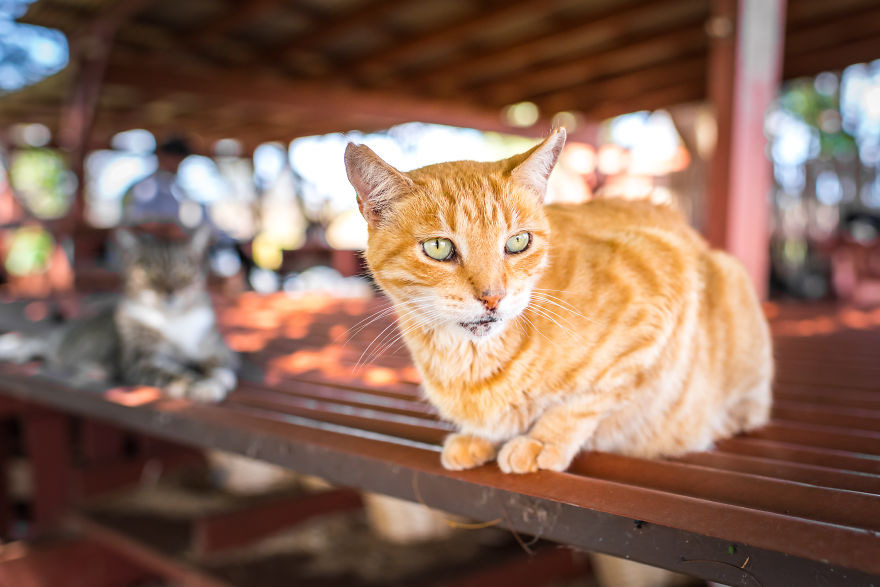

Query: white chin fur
[456,318,508,341]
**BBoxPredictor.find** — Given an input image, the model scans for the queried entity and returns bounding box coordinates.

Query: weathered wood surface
[0,293,878,586]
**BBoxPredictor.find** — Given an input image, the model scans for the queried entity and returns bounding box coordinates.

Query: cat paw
[0,332,36,363]
[441,434,497,470]
[497,436,572,474]
[165,377,229,403]
[165,378,194,399]
[187,378,231,403]
[208,367,237,391]
[0,333,23,361]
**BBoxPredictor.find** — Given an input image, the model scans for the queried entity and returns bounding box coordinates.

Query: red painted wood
[2,297,880,580]
[192,488,363,555]
[0,538,152,587]
[23,411,72,534]
[81,420,126,465]
[706,0,787,298]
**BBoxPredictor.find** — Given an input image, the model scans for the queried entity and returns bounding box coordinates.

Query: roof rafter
[340,0,552,80]
[190,0,292,44]
[100,60,569,138]
[532,55,707,116]
[471,21,708,107]
[256,0,413,65]
[409,0,697,92]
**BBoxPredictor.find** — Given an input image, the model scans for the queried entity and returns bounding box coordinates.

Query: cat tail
[0,331,51,363]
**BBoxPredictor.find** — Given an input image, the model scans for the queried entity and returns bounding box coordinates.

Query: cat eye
[423,237,455,261]
[505,232,531,254]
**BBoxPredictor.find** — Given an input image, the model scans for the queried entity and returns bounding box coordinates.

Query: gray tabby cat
[0,227,238,402]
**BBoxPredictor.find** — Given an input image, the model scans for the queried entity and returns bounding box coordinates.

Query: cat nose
[478,290,505,310]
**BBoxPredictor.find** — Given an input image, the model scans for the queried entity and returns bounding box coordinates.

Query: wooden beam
[784,34,880,80]
[412,0,700,93]
[434,548,590,587]
[344,0,552,80]
[706,0,787,299]
[472,21,709,106]
[0,539,152,587]
[191,0,288,44]
[101,61,557,137]
[786,0,876,24]
[74,447,205,498]
[263,0,413,62]
[588,81,706,121]
[533,56,707,116]
[70,513,232,587]
[192,488,362,555]
[58,0,155,235]
[785,3,880,58]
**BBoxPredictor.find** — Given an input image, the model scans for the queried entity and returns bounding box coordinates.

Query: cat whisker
[354,302,442,371]
[354,307,420,371]
[337,306,398,345]
[362,311,441,367]
[517,313,555,346]
[527,304,581,340]
[530,291,602,325]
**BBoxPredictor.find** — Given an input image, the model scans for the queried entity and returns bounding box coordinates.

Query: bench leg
[81,420,127,465]
[24,411,72,534]
[0,422,9,539]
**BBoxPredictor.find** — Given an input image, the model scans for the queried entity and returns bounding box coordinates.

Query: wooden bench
[0,293,878,586]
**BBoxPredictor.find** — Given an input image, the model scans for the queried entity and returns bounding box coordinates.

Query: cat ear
[189,224,213,258]
[510,127,566,202]
[115,228,140,258]
[344,143,414,225]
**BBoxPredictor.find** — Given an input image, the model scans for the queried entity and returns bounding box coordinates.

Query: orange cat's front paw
[497,436,571,474]
[441,434,496,470]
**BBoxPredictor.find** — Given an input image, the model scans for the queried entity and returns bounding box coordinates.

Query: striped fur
[345,130,772,474]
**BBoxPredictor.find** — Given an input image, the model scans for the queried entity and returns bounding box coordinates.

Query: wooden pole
[58,0,154,257]
[705,0,787,299]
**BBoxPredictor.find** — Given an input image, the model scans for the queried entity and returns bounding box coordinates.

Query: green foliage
[779,80,856,159]
[8,148,72,218]
[3,225,54,275]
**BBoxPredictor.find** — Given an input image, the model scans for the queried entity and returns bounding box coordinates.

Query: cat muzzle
[458,315,500,337]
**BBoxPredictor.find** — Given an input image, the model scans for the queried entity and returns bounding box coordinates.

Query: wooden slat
[676,451,880,494]
[716,437,880,475]
[2,299,880,584]
[568,452,880,530]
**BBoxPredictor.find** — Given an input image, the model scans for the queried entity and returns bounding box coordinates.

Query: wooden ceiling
[1,0,879,151]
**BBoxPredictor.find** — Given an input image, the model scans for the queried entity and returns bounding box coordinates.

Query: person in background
[121,136,206,229]
[120,136,247,292]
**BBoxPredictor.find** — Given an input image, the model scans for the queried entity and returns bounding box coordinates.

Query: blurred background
[0,0,876,305]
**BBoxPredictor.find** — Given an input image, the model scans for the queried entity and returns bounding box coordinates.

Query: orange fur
[345,129,772,474]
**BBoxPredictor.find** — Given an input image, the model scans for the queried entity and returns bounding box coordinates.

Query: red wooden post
[0,421,9,539]
[58,0,155,266]
[706,0,787,299]
[81,420,127,465]
[23,411,72,534]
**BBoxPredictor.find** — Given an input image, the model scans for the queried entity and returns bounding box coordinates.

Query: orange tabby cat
[344,128,772,474]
